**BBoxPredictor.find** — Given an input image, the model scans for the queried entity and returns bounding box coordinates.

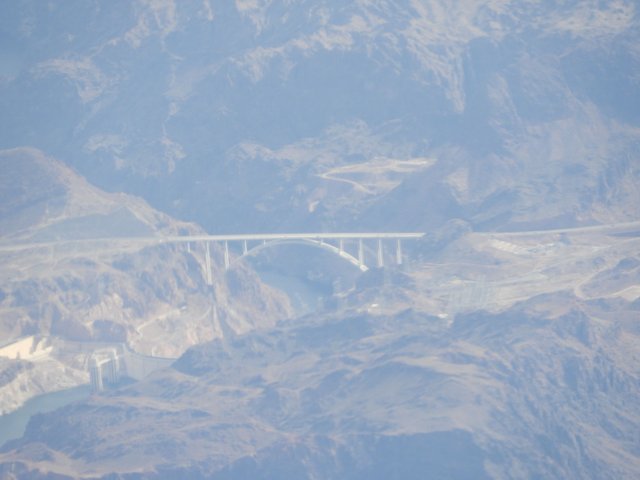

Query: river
[0,385,91,448]
[257,269,328,315]
[0,273,324,449]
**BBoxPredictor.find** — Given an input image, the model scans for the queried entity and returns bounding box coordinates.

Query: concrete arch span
[231,238,368,272]
[193,233,424,285]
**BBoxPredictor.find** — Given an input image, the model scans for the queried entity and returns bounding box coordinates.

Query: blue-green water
[257,270,326,315]
[0,385,91,448]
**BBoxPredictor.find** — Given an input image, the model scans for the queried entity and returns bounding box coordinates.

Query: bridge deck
[0,233,424,253]
[162,232,424,243]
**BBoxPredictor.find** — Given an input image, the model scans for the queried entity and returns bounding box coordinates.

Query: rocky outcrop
[0,148,292,411]
[1,289,638,478]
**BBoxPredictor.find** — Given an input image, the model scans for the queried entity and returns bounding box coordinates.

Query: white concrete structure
[0,232,425,286]
[165,233,424,279]
[120,349,173,381]
[89,348,120,392]
[88,345,174,392]
[0,336,52,361]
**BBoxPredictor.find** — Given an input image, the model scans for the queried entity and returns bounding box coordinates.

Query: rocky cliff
[1,222,638,478]
[0,147,292,412]
[0,1,638,233]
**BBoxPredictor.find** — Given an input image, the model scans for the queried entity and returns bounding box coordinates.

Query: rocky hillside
[1,290,638,478]
[0,147,291,411]
[0,0,639,477]
[1,222,638,478]
[0,1,638,233]
[0,147,291,350]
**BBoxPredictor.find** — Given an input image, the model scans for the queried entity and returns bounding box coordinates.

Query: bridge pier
[176,233,421,277]
[205,242,213,286]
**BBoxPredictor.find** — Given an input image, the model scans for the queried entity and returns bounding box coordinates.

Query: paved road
[0,232,425,253]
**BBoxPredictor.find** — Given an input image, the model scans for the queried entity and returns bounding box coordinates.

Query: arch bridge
[0,232,424,287]
[162,233,424,286]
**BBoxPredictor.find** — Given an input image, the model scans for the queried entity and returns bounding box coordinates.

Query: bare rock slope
[0,147,291,411]
[1,222,639,478]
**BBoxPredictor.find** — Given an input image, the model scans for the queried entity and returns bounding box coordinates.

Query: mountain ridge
[2,286,638,478]
[1,1,638,233]
[0,147,292,413]
[0,1,639,477]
